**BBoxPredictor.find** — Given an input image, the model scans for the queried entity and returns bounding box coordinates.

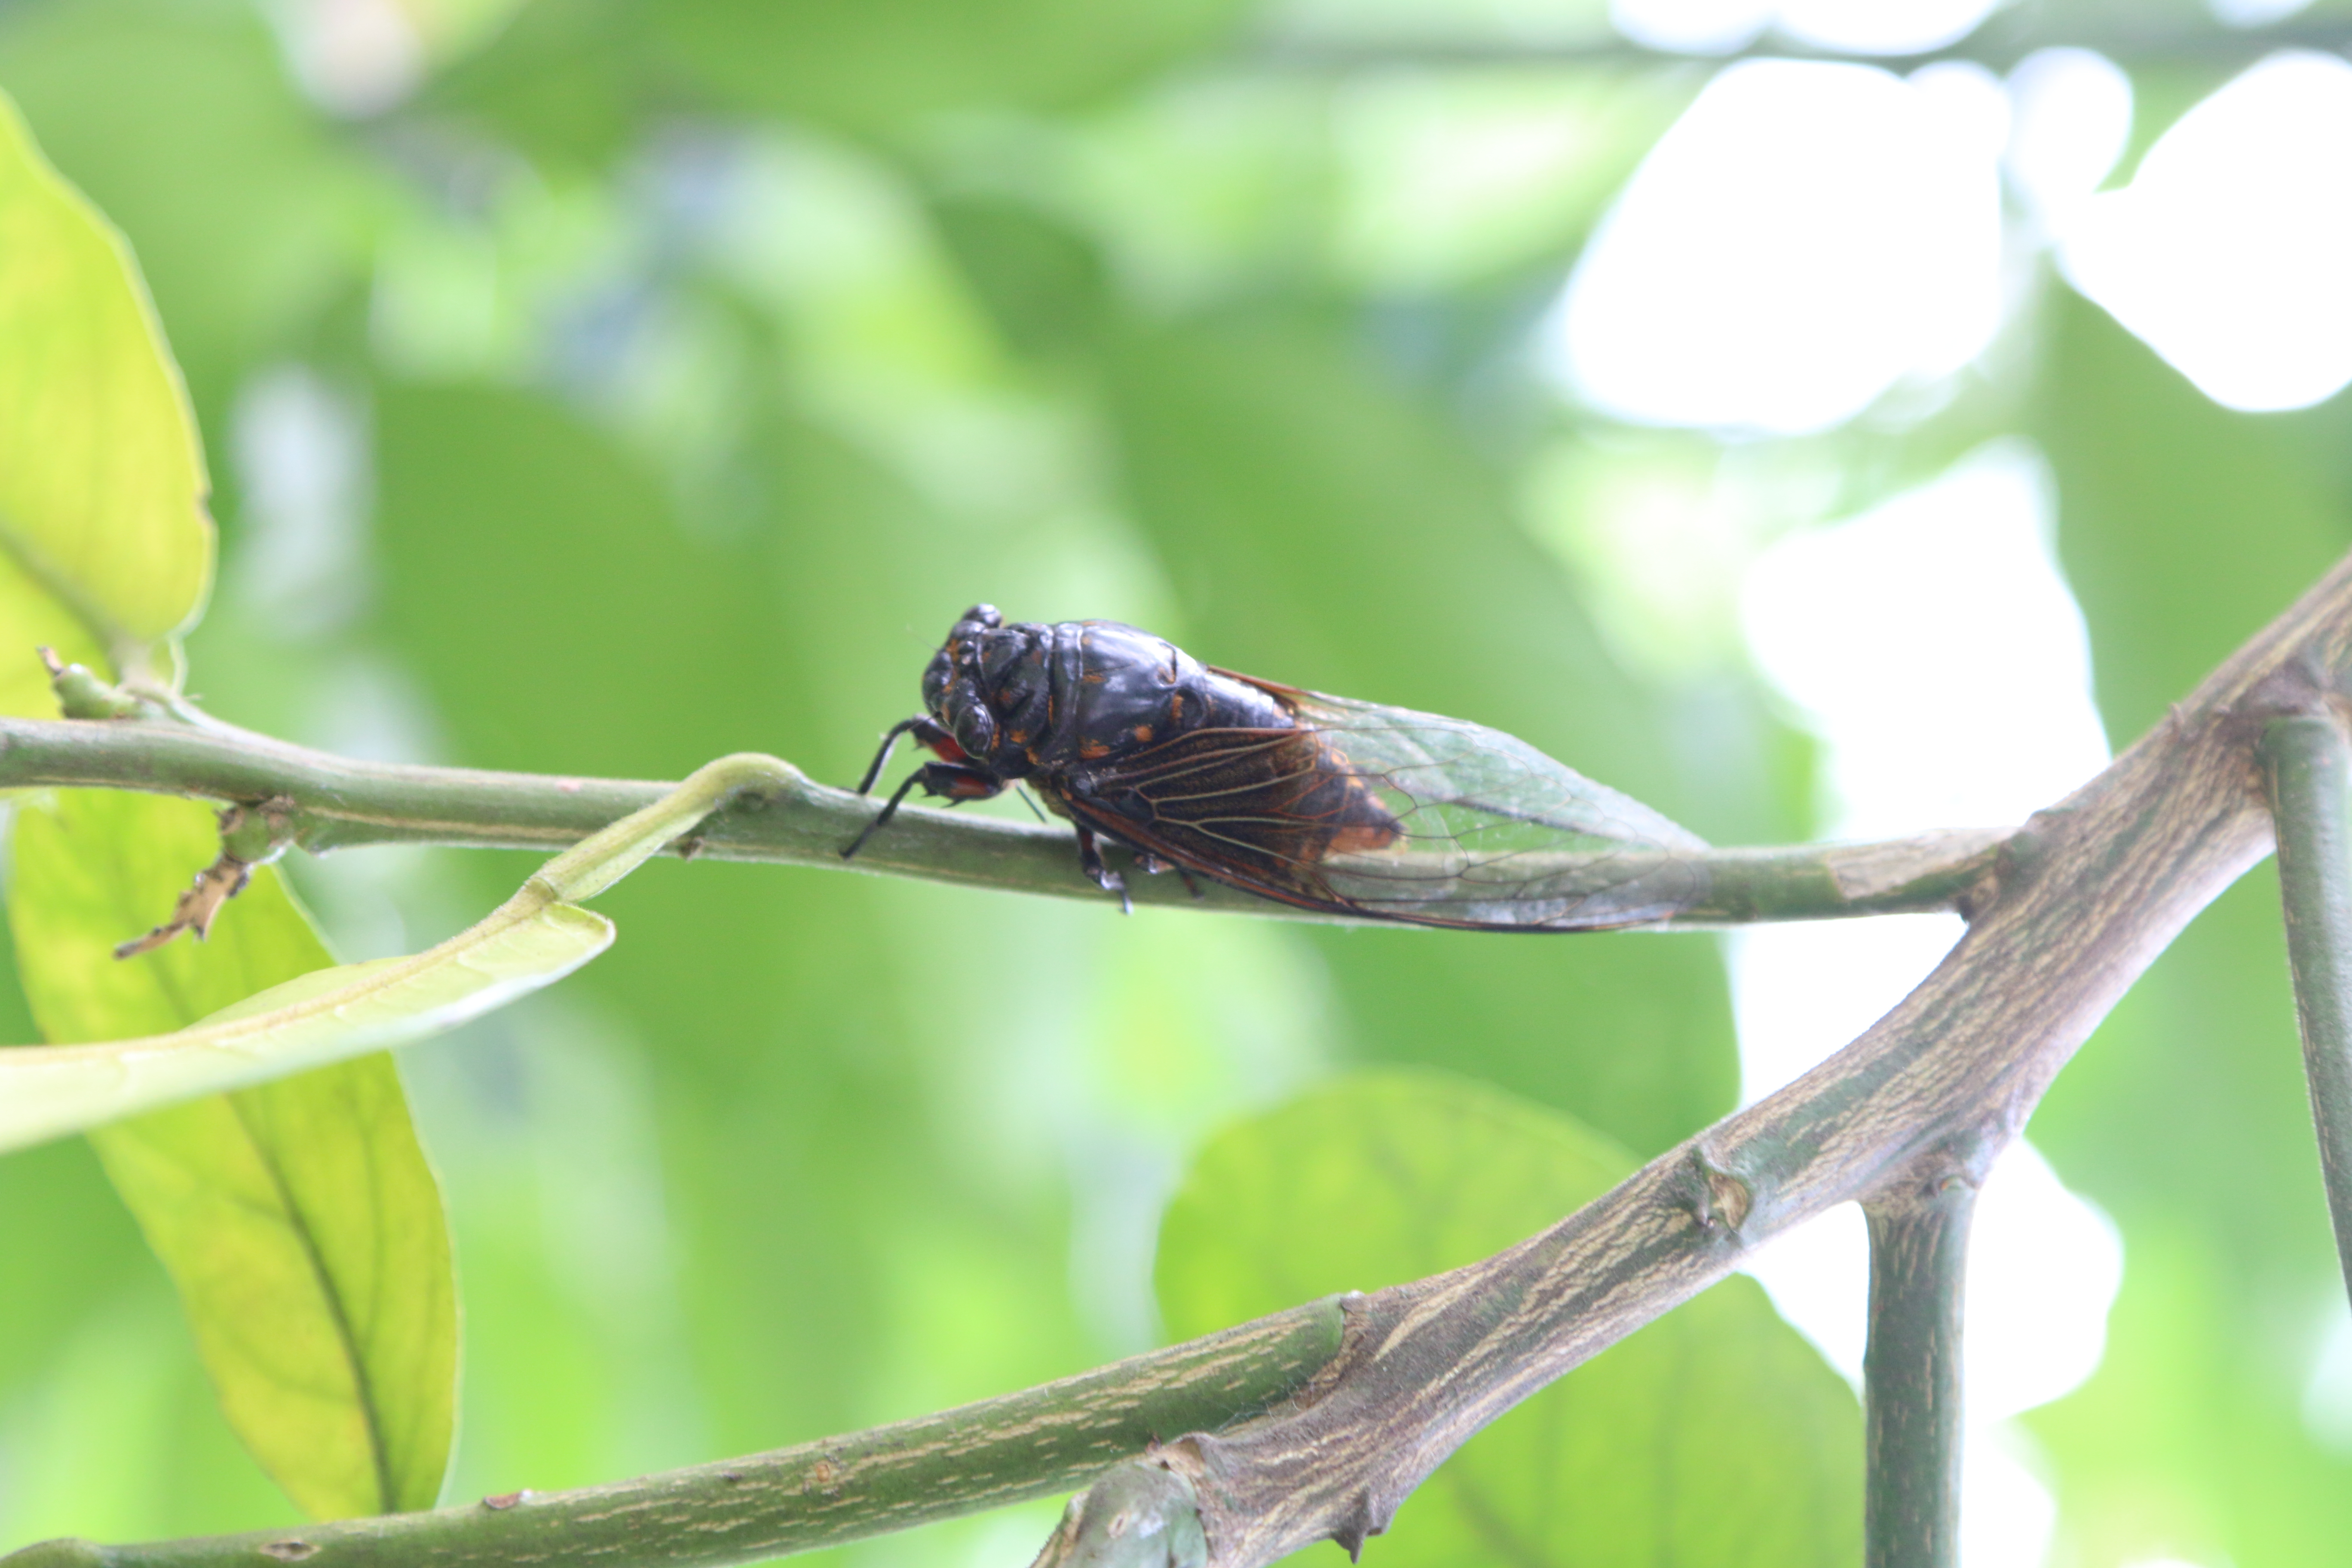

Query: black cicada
[840,605,1707,929]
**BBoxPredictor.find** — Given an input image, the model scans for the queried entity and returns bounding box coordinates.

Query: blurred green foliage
[0,1,2350,1566]
[1158,1072,1861,1568]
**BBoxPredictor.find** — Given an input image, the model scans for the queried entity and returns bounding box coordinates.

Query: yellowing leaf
[0,88,211,706]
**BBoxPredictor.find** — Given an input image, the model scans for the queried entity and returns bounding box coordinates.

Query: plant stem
[0,716,2002,926]
[1862,1178,1977,1568]
[2261,716,2352,1302]
[0,1301,1347,1568]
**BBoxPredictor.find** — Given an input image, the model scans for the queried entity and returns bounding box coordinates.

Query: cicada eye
[965,604,1003,629]
[922,648,954,711]
[948,681,998,757]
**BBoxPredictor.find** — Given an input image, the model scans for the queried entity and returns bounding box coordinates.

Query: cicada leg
[1075,825,1132,915]
[840,762,1003,860]
[854,715,961,795]
[1131,851,1205,903]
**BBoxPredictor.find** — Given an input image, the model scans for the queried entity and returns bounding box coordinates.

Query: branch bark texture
[1862,1181,1977,1568]
[2262,716,2352,1301]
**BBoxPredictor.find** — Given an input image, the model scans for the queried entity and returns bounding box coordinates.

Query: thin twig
[1862,1177,1978,1568]
[2261,716,2352,1303]
[0,715,2003,926]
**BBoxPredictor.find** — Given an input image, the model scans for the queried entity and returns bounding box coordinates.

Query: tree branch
[1862,1178,1978,1568]
[0,1302,1347,1568]
[2262,716,2352,1304]
[0,714,2001,926]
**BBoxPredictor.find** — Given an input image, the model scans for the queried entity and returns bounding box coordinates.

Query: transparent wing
[1282,689,1709,929]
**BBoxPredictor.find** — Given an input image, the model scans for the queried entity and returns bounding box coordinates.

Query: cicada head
[922,603,1041,773]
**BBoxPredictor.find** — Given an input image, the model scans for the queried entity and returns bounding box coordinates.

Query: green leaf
[1158,1070,1861,1568]
[0,88,210,704]
[3,794,615,1158]
[6,791,469,1518]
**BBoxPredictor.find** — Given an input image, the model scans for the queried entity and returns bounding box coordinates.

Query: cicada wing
[1271,689,1711,928]
[1055,727,1381,914]
[1069,687,1712,930]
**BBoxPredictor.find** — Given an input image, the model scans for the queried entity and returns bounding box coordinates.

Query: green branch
[1862,1177,1978,1568]
[0,714,2003,925]
[0,1302,1346,1568]
[2261,716,2352,1302]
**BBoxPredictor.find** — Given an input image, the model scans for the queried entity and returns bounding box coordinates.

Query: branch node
[1329,1488,1388,1562]
[1287,1292,1369,1409]
[37,646,147,721]
[1030,1457,1207,1568]
[1679,1145,1753,1238]
[112,801,297,959]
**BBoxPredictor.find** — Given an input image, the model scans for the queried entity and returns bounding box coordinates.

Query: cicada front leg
[840,761,1004,860]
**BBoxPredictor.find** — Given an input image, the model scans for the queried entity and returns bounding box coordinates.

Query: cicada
[840,606,1706,928]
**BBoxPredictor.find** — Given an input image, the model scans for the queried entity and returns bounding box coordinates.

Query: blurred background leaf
[0,89,209,704]
[1157,1071,1861,1568]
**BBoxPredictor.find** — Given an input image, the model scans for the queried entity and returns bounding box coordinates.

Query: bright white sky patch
[1742,443,2109,832]
[1776,0,1998,54]
[1548,58,2003,435]
[2211,0,2312,25]
[2062,50,2352,412]
[1732,443,2120,1568]
[1609,0,1771,54]
[2003,48,2134,230]
[1610,0,1998,55]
